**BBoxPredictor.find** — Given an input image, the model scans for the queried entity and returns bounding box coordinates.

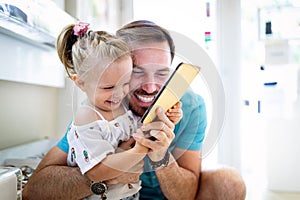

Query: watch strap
[149,150,170,170]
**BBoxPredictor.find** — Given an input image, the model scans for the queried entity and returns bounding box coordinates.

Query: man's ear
[72,74,85,91]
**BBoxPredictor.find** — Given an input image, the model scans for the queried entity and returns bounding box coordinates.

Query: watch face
[91,182,107,195]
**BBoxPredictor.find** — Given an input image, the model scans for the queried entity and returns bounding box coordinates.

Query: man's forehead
[132,49,171,65]
[131,46,170,55]
[130,40,169,50]
[133,64,170,72]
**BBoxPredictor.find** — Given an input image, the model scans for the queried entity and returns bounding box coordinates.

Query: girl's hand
[166,101,182,125]
[105,160,144,185]
[132,129,149,154]
[116,137,136,153]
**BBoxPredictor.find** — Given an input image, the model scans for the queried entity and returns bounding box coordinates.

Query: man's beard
[128,97,148,117]
[128,89,158,116]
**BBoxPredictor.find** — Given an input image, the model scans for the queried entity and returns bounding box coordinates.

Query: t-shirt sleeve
[68,122,115,174]
[56,120,73,153]
[173,91,207,151]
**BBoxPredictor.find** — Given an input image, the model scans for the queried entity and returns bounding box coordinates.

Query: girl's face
[83,56,133,112]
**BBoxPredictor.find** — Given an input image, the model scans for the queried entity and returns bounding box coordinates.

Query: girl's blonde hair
[56,24,130,79]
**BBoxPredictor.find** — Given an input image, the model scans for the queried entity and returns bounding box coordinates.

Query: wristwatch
[149,151,170,170]
[90,181,107,199]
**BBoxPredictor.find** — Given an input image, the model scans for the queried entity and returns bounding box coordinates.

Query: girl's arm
[74,107,148,182]
[85,129,148,182]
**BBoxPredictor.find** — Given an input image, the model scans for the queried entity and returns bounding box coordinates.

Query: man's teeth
[137,95,154,103]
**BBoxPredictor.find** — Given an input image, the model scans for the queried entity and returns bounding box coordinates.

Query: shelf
[0,10,56,48]
[258,6,300,41]
[0,1,78,87]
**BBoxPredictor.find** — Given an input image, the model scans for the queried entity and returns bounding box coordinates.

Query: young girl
[56,22,182,200]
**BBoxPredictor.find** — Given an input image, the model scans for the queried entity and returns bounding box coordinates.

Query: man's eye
[132,70,143,74]
[157,72,169,77]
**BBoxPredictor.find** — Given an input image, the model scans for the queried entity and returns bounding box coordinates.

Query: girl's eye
[102,86,114,90]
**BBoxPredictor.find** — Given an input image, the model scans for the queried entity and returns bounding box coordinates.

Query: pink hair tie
[73,22,90,37]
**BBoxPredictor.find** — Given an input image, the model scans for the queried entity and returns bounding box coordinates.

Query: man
[23,20,246,200]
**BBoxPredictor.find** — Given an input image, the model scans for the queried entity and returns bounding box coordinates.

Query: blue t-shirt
[57,90,207,200]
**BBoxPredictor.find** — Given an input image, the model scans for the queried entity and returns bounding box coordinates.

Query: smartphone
[140,62,201,124]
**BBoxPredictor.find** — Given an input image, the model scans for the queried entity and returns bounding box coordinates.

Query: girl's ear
[72,74,85,91]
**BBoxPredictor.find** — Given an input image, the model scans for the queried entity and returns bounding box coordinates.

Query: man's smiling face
[128,41,172,116]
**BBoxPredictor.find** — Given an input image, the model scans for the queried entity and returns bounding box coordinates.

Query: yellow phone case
[140,63,201,124]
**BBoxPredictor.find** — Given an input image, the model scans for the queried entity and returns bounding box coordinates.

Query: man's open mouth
[135,94,155,103]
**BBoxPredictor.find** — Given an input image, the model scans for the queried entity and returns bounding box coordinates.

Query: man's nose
[140,74,158,93]
[141,82,157,94]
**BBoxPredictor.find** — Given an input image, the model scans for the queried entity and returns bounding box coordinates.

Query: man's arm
[156,149,201,200]
[22,146,92,200]
[22,139,144,200]
[135,107,201,199]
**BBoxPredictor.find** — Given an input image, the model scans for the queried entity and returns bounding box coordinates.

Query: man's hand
[133,107,175,161]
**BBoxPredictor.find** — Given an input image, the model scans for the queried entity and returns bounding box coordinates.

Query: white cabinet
[0,0,76,88]
[0,32,65,88]
[261,64,300,192]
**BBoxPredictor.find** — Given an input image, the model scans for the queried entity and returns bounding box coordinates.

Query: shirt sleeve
[56,120,72,153]
[172,90,207,151]
[68,122,115,174]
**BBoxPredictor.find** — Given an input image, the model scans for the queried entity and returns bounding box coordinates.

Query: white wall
[0,80,58,149]
[0,33,63,149]
[216,0,242,170]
